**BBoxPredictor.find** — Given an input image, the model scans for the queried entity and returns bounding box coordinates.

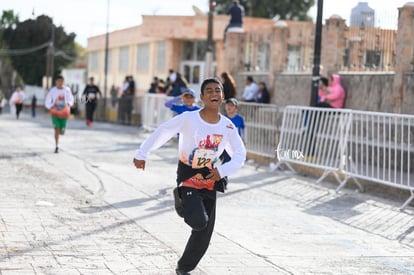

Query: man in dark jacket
[82,77,102,126]
[224,1,245,42]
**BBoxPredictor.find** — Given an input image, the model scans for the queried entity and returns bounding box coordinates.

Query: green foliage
[0,10,19,30]
[214,0,314,21]
[3,15,76,85]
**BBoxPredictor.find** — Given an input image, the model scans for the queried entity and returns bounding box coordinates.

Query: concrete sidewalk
[0,112,414,275]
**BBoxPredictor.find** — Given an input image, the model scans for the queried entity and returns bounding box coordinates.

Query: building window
[256,42,270,71]
[89,51,99,71]
[137,43,150,71]
[156,41,166,71]
[182,41,212,61]
[287,45,301,72]
[365,50,381,69]
[119,46,129,71]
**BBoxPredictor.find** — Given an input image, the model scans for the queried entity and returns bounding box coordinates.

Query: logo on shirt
[226,124,234,129]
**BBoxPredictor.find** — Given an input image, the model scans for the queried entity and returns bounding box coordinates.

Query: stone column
[223,28,245,73]
[322,15,347,73]
[392,3,414,114]
[271,21,289,73]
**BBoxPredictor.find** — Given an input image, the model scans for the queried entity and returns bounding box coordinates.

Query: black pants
[86,102,97,122]
[15,103,23,119]
[177,187,216,272]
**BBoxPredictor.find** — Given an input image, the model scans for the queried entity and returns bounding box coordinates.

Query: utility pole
[45,25,55,90]
[103,0,110,119]
[205,0,215,78]
[310,0,324,107]
[51,25,55,83]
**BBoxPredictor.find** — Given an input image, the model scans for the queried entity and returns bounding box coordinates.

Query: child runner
[133,77,246,275]
[44,75,74,153]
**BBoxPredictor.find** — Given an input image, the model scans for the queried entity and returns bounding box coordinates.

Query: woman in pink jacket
[318,74,346,108]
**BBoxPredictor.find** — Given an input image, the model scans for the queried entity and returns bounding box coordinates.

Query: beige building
[87,4,414,115]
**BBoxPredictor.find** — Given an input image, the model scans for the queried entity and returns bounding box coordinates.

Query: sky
[0,0,408,47]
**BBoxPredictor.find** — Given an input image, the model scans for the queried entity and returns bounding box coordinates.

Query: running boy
[44,75,74,153]
[133,77,246,274]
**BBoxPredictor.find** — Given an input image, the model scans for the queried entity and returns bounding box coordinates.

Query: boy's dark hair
[320,76,328,86]
[55,75,64,81]
[200,77,223,95]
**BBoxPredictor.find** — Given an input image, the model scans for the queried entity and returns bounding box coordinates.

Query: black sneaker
[175,268,190,275]
[173,187,184,218]
[54,147,59,154]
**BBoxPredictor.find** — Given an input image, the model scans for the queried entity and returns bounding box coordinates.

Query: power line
[54,50,77,61]
[0,42,77,61]
[0,41,50,56]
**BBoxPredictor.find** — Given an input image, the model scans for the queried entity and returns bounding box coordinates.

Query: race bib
[88,93,96,99]
[192,149,215,169]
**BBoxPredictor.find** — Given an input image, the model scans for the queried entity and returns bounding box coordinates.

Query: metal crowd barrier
[141,94,173,131]
[237,102,283,158]
[275,105,414,210]
[346,110,414,209]
[140,95,414,209]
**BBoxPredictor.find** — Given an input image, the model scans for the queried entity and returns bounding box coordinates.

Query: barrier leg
[316,170,332,184]
[400,190,414,211]
[351,177,364,193]
[316,170,342,185]
[335,175,363,193]
[336,177,349,193]
[271,161,296,173]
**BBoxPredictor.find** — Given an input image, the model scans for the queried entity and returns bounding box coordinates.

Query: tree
[215,0,314,21]
[3,15,76,86]
[0,10,19,99]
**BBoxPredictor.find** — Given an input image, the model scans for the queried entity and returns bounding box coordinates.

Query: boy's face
[225,102,237,115]
[55,79,64,88]
[182,94,195,106]
[200,82,223,108]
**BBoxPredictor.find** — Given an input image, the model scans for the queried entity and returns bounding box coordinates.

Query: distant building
[350,2,375,27]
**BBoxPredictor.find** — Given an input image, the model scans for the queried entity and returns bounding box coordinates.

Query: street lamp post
[103,0,110,120]
[206,0,215,78]
[310,0,324,107]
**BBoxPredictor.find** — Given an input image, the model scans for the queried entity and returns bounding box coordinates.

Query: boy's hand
[205,168,221,181]
[133,159,146,170]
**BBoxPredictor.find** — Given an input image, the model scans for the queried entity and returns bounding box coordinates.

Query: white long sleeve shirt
[135,110,246,183]
[242,82,259,101]
[10,91,26,105]
[44,86,74,110]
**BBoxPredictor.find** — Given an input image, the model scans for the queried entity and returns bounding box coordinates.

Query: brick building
[87,3,413,114]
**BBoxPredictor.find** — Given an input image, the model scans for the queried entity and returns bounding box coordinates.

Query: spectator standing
[31,95,37,118]
[124,75,135,125]
[168,73,188,97]
[110,85,118,108]
[255,82,270,103]
[241,76,259,102]
[220,72,237,99]
[148,77,159,94]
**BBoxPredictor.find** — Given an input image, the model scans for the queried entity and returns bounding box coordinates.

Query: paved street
[0,110,414,275]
